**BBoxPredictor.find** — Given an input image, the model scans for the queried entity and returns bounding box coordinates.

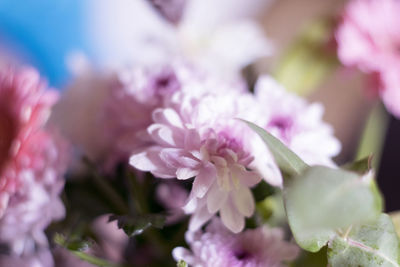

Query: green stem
[72,251,123,267]
[83,158,128,214]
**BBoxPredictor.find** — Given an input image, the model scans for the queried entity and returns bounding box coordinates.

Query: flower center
[152,69,181,96]
[234,249,252,261]
[268,116,293,141]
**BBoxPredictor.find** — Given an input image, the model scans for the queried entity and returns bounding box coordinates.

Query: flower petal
[206,181,228,214]
[129,147,176,178]
[176,167,199,180]
[191,163,216,198]
[189,204,214,231]
[232,186,254,217]
[152,108,183,128]
[220,198,245,233]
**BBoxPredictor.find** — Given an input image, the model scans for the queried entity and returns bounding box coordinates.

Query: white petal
[220,199,245,233]
[152,108,183,128]
[232,186,254,217]
[191,164,216,198]
[129,148,176,178]
[206,182,228,214]
[176,167,199,180]
[189,204,214,231]
[148,123,176,146]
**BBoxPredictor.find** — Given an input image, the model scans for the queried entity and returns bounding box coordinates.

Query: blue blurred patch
[0,0,93,88]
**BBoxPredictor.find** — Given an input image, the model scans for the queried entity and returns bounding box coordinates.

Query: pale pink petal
[191,163,216,199]
[206,182,228,214]
[129,148,176,178]
[220,199,244,233]
[189,204,214,231]
[176,167,199,180]
[232,186,254,217]
[152,108,183,128]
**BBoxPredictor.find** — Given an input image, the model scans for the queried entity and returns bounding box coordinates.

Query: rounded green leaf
[285,166,383,252]
[328,214,400,267]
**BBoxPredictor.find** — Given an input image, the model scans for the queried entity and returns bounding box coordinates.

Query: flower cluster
[0,67,68,259]
[6,0,399,266]
[173,218,299,267]
[123,63,340,233]
[336,0,400,117]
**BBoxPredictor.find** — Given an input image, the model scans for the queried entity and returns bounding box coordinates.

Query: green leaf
[54,233,119,267]
[390,211,400,238]
[109,213,166,237]
[54,233,92,252]
[341,155,372,174]
[241,120,308,177]
[285,166,383,252]
[328,214,400,267]
[177,260,188,267]
[293,246,328,267]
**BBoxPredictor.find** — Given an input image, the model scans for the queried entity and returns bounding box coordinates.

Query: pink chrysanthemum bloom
[54,62,246,170]
[172,218,299,267]
[0,67,68,256]
[336,0,400,117]
[130,87,281,233]
[254,76,341,166]
[103,62,246,167]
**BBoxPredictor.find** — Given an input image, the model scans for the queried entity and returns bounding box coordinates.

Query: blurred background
[0,0,398,211]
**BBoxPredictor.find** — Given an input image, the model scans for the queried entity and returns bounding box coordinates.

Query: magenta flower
[336,0,400,117]
[172,218,299,267]
[0,66,68,255]
[254,76,341,166]
[130,87,281,233]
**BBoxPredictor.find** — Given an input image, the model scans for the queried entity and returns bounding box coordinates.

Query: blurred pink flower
[0,67,58,208]
[172,217,299,267]
[254,76,341,166]
[336,0,400,117]
[0,248,54,267]
[0,66,68,256]
[156,181,189,224]
[130,87,281,233]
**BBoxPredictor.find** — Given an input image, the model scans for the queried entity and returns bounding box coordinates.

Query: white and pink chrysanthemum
[172,217,299,267]
[336,0,400,117]
[54,62,246,170]
[254,76,341,166]
[130,86,281,233]
[0,67,68,256]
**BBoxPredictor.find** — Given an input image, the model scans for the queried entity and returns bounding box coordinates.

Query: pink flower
[130,87,281,233]
[156,181,189,224]
[0,67,58,207]
[172,218,299,267]
[254,76,341,166]
[0,66,68,255]
[336,0,400,117]
[55,62,246,170]
[0,248,54,267]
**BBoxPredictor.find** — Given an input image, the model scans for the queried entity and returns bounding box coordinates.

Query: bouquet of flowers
[1,0,400,266]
